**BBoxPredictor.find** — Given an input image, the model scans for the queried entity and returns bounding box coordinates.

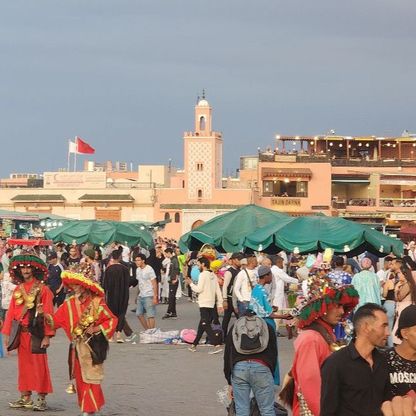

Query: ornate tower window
[199,116,206,131]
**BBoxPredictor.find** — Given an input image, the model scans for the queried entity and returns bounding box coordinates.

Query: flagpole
[74,137,77,172]
[67,139,71,172]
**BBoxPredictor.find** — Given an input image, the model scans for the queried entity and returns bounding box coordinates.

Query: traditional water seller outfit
[53,265,117,415]
[279,273,359,416]
[1,254,54,411]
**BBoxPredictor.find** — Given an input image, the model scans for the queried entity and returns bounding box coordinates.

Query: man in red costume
[281,273,359,416]
[53,264,117,416]
[2,254,54,411]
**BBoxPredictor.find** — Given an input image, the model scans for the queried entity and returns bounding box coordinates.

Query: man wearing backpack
[224,309,277,416]
[222,253,243,336]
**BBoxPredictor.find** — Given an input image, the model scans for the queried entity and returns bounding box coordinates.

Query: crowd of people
[1,238,416,415]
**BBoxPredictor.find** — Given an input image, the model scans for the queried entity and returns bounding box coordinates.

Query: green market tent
[243,215,403,257]
[45,220,154,248]
[179,204,293,253]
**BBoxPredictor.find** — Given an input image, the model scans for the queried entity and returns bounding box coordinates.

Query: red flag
[75,136,95,154]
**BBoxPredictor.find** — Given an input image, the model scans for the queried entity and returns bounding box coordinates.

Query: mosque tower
[183,91,223,200]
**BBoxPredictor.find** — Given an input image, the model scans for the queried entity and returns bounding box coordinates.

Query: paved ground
[0,291,294,416]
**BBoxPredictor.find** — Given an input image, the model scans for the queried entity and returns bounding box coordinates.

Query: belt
[20,326,29,333]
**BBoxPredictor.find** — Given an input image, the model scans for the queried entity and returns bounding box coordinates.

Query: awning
[11,194,65,202]
[400,224,416,237]
[79,194,134,202]
[0,209,39,221]
[160,204,243,210]
[262,168,312,180]
[380,175,416,186]
[340,212,386,219]
[332,174,370,184]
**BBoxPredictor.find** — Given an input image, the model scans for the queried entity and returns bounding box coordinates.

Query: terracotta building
[0,97,415,240]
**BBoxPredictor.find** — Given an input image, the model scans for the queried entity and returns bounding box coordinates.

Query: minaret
[183,92,223,200]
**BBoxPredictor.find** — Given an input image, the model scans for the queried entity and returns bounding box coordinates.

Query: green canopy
[243,215,403,257]
[45,220,154,248]
[179,204,292,253]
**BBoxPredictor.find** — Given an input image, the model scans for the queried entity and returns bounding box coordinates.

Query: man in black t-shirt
[383,304,416,397]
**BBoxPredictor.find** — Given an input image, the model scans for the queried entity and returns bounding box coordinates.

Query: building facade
[0,99,415,241]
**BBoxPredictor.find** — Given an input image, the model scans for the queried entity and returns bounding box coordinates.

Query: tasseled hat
[293,274,359,329]
[61,263,104,297]
[9,254,48,284]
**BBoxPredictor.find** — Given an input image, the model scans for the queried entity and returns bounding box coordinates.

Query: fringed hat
[9,254,48,283]
[61,264,104,297]
[293,274,359,329]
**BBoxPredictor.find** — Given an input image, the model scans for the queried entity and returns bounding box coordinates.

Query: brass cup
[65,383,76,394]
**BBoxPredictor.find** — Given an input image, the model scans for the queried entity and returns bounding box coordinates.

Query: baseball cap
[47,252,58,261]
[258,265,271,277]
[396,304,416,338]
[230,253,244,260]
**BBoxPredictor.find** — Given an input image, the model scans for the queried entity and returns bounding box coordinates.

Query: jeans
[232,361,275,416]
[237,300,250,316]
[384,300,395,347]
[136,296,156,318]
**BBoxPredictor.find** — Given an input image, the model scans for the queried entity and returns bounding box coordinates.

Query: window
[199,116,206,131]
[164,212,170,221]
[263,180,274,196]
[174,212,180,223]
[262,180,308,197]
[197,189,203,198]
[196,163,204,171]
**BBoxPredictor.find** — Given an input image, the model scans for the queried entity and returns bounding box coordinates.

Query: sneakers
[33,397,48,411]
[188,345,197,352]
[125,333,138,343]
[116,333,125,343]
[162,313,178,320]
[9,397,34,409]
[209,345,223,355]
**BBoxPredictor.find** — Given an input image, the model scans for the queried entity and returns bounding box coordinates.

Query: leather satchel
[7,320,22,351]
[31,335,47,354]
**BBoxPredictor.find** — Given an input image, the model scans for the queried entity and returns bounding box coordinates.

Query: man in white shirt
[377,256,394,284]
[135,253,158,330]
[271,255,298,311]
[233,255,258,316]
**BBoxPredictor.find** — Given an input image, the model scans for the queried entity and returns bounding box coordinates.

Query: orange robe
[1,280,54,394]
[53,295,117,413]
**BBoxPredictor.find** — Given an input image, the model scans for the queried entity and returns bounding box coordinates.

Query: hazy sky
[1,1,415,177]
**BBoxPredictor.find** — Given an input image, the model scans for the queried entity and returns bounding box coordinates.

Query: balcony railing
[379,198,416,208]
[258,152,416,167]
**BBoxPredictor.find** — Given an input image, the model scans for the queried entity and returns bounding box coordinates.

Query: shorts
[136,296,156,318]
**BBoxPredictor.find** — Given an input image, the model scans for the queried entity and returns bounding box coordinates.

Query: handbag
[31,335,47,354]
[7,319,22,351]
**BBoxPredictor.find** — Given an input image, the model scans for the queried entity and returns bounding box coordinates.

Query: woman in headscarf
[351,257,382,309]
